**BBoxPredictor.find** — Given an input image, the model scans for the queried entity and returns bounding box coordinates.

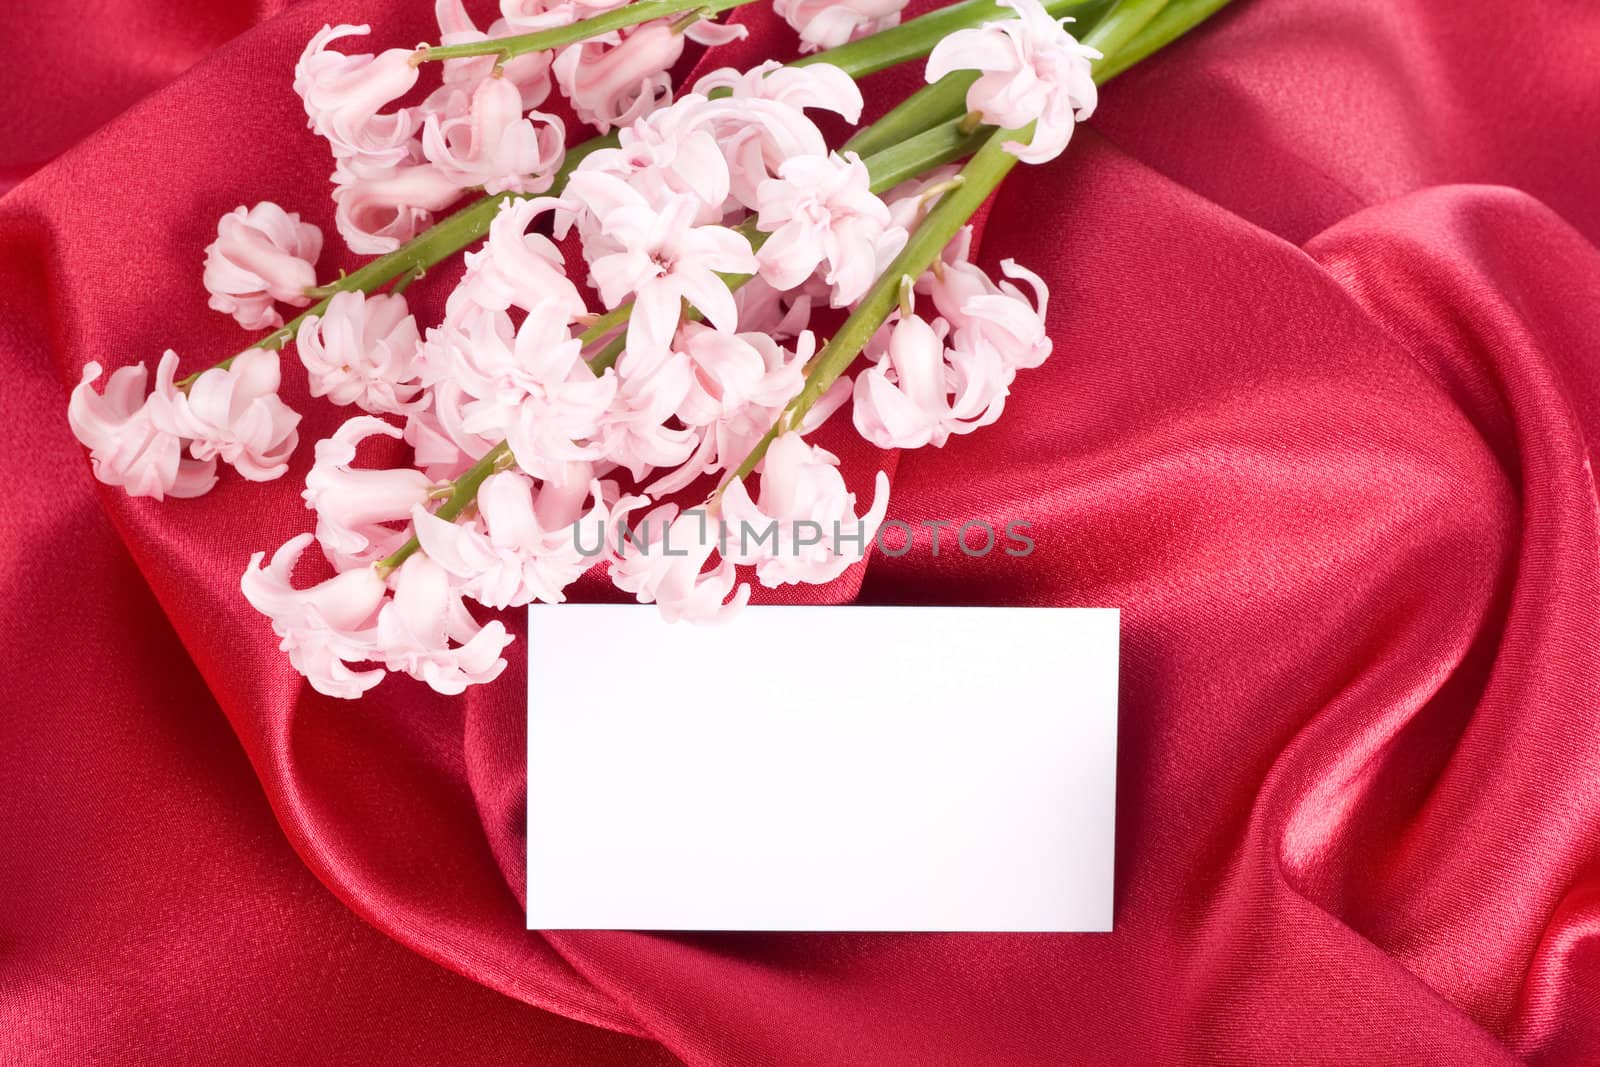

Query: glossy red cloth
[3,0,1599,1062]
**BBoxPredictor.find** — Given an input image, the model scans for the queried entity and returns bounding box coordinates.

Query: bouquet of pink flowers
[66,0,1227,698]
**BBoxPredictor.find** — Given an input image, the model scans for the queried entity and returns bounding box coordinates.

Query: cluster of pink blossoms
[67,0,1099,698]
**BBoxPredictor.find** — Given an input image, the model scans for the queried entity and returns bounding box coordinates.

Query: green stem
[861,117,985,192]
[841,72,978,158]
[1094,0,1233,81]
[377,442,512,573]
[1081,0,1171,63]
[722,124,1025,485]
[415,0,755,63]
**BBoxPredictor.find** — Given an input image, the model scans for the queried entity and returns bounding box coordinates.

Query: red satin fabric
[3,0,1599,1062]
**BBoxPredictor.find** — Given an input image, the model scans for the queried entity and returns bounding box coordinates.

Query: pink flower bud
[331,162,464,255]
[421,75,566,195]
[294,24,420,173]
[202,203,322,331]
[302,416,434,568]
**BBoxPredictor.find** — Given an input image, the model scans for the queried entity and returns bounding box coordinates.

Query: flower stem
[841,72,977,158]
[1080,0,1171,62]
[1093,0,1233,81]
[413,0,756,64]
[861,116,986,192]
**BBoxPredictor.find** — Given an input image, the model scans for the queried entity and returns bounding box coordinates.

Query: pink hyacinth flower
[419,302,614,480]
[374,555,513,695]
[595,345,699,481]
[850,312,1006,449]
[294,25,421,174]
[421,75,566,195]
[775,0,908,52]
[692,60,864,123]
[240,533,388,699]
[573,101,733,225]
[755,151,906,306]
[145,347,301,482]
[568,173,758,358]
[433,0,558,109]
[331,161,466,255]
[412,469,618,608]
[552,22,685,133]
[721,432,890,588]
[203,203,322,331]
[920,256,1054,372]
[67,353,217,501]
[302,416,435,569]
[609,504,750,624]
[297,290,425,415]
[448,196,585,318]
[924,0,1100,164]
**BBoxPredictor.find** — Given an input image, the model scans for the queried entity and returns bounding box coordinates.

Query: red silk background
[3,0,1598,1062]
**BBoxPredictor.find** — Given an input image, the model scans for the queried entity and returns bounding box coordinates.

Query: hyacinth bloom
[576,103,734,224]
[449,196,585,318]
[856,253,1054,448]
[775,0,909,52]
[420,75,566,195]
[412,470,619,608]
[692,61,864,123]
[722,432,890,587]
[145,348,301,482]
[926,257,1054,372]
[755,151,906,306]
[241,533,389,699]
[296,291,425,415]
[432,0,559,108]
[596,347,699,480]
[925,0,1100,164]
[609,504,751,623]
[552,23,686,133]
[68,354,217,501]
[332,162,466,255]
[851,313,965,449]
[293,24,420,173]
[375,555,513,694]
[203,203,323,331]
[302,416,435,568]
[643,327,815,496]
[420,301,616,480]
[568,172,759,357]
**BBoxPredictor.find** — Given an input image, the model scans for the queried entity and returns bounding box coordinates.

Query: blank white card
[526,605,1119,932]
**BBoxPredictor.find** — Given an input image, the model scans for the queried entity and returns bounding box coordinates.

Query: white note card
[526,605,1119,932]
